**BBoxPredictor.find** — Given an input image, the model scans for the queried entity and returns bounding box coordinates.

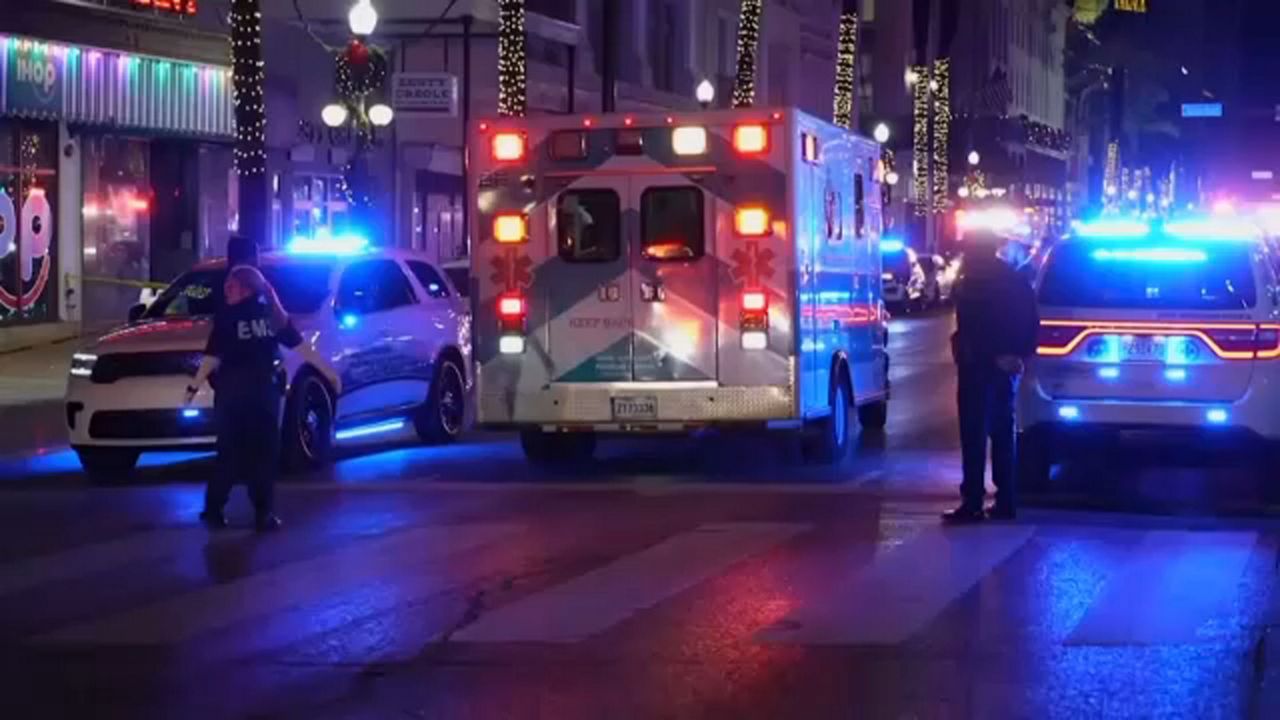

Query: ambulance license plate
[612,396,658,421]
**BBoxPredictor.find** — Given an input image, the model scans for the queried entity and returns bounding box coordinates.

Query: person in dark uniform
[944,229,1040,524]
[186,265,300,531]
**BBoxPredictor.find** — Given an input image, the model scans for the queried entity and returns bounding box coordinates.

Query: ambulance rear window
[641,187,705,261]
[557,190,621,262]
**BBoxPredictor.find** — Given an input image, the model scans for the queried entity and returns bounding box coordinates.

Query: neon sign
[132,0,198,15]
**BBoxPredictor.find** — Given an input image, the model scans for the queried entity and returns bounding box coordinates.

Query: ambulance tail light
[733,124,769,154]
[740,290,769,349]
[735,206,771,237]
[497,293,527,354]
[493,213,528,244]
[491,132,526,162]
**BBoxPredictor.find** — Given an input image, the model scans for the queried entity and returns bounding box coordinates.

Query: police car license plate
[1120,336,1164,362]
[612,396,658,421]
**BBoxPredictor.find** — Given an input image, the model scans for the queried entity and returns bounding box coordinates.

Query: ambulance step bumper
[478,383,795,426]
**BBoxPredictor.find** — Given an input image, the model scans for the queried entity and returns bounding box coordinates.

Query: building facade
[0,0,234,350]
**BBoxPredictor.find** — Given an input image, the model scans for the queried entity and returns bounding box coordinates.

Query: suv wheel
[283,373,334,473]
[415,358,466,444]
[75,447,140,484]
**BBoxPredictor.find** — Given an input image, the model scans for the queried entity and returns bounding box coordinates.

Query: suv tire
[283,372,334,473]
[75,447,140,484]
[416,358,466,444]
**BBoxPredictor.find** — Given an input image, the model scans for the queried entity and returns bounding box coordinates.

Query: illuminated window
[642,187,705,261]
[557,190,621,262]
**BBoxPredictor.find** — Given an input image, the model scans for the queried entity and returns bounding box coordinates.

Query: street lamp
[873,123,890,144]
[348,0,378,37]
[368,103,394,127]
[967,150,981,166]
[695,80,715,109]
[885,171,900,186]
[322,103,349,128]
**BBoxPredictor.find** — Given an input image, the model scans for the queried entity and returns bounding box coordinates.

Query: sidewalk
[0,341,78,456]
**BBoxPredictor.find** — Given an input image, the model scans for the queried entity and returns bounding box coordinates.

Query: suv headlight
[69,352,98,378]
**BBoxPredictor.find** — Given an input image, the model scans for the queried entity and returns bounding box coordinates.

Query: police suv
[1018,216,1280,495]
[65,237,470,478]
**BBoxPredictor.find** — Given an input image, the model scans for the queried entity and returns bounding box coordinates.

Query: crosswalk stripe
[37,523,519,646]
[453,522,806,643]
[0,527,224,598]
[758,524,1035,646]
[1065,530,1256,646]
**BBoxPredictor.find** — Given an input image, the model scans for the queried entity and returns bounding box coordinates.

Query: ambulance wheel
[76,447,139,483]
[520,429,596,466]
[802,378,852,464]
[416,358,466,444]
[857,399,889,430]
[283,372,334,473]
[1017,429,1052,494]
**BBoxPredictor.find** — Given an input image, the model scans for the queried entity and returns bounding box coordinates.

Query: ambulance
[469,108,891,464]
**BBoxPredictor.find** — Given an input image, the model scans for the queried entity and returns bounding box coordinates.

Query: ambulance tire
[802,376,852,464]
[857,399,889,430]
[282,371,334,473]
[416,357,466,445]
[520,429,596,466]
[76,447,140,484]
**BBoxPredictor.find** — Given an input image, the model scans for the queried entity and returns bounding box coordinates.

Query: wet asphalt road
[2,311,1280,719]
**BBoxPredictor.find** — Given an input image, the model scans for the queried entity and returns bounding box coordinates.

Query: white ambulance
[469,108,891,464]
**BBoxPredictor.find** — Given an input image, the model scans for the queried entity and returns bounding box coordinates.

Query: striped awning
[0,34,233,139]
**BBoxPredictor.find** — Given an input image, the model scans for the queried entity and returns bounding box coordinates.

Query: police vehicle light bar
[881,239,905,252]
[491,132,526,162]
[1071,219,1151,239]
[1090,248,1207,263]
[733,124,769,154]
[672,127,708,156]
[287,232,369,255]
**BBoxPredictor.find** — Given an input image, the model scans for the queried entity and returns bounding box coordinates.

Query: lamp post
[873,123,890,145]
[967,150,981,167]
[696,79,716,109]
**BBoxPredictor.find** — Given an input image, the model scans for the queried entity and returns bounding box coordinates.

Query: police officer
[187,266,300,531]
[944,229,1040,524]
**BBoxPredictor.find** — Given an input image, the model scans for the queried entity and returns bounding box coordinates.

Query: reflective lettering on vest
[237,319,272,339]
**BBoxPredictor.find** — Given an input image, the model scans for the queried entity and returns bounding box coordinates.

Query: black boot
[941,505,985,525]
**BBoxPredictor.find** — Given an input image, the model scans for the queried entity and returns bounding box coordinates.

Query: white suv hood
[87,317,213,355]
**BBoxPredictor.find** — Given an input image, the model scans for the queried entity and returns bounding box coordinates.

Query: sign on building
[1181,103,1223,118]
[391,73,459,116]
[1115,0,1148,12]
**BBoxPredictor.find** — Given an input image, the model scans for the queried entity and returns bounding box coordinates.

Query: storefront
[0,32,233,348]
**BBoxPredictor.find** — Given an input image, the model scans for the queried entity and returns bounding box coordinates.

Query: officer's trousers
[957,363,1018,510]
[208,379,281,516]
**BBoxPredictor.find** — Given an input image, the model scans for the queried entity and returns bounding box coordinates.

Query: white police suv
[65,236,470,478]
[1018,216,1280,494]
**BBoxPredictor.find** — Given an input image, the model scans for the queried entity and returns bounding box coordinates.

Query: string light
[731,0,764,108]
[832,8,858,129]
[931,58,950,213]
[230,0,265,177]
[496,0,527,117]
[910,64,929,215]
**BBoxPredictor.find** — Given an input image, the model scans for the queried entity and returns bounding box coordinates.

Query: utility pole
[601,0,617,112]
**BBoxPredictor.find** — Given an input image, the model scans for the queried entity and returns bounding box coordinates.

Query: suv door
[405,257,461,364]
[333,258,426,421]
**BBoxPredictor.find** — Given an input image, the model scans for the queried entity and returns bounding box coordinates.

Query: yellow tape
[65,274,169,291]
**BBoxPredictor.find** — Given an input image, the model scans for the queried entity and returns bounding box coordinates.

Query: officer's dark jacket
[205,296,302,389]
[951,256,1040,366]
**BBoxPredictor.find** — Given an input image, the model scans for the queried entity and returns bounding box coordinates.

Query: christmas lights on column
[497,0,527,117]
[832,0,859,129]
[930,58,951,213]
[230,0,267,239]
[909,65,930,216]
[731,0,764,108]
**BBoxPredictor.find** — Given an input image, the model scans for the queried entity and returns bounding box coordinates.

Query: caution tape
[64,273,170,291]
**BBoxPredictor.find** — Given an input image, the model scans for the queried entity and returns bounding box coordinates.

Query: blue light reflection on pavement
[0,447,215,479]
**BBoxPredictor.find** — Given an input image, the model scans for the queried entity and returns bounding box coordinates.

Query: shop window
[81,136,151,331]
[641,187,704,261]
[557,190,621,263]
[0,121,59,328]
[285,174,349,244]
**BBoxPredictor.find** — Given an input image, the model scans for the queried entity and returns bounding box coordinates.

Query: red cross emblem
[730,241,776,287]
[489,248,533,292]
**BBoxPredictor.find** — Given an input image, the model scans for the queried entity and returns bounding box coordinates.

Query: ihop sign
[5,42,63,115]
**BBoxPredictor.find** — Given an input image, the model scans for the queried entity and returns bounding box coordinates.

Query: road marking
[453,522,806,643]
[0,527,225,598]
[38,523,519,646]
[758,524,1034,645]
[1066,530,1256,646]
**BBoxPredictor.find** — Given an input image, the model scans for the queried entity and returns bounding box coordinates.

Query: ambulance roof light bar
[491,132,526,162]
[672,126,708,156]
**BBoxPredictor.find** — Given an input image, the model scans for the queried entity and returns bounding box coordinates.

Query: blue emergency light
[1089,248,1207,263]
[287,230,370,255]
[881,238,905,253]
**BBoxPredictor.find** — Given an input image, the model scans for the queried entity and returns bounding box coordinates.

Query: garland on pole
[910,65,930,216]
[230,0,266,178]
[930,58,951,213]
[335,39,388,105]
[731,0,764,108]
[832,5,859,129]
[497,0,527,117]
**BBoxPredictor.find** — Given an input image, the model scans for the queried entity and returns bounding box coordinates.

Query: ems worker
[944,229,1040,524]
[187,265,299,531]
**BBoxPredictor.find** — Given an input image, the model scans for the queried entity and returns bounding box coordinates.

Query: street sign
[1181,102,1223,118]
[391,73,458,116]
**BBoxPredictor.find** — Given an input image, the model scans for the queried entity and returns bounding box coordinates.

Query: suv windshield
[145,263,334,319]
[1039,242,1257,310]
